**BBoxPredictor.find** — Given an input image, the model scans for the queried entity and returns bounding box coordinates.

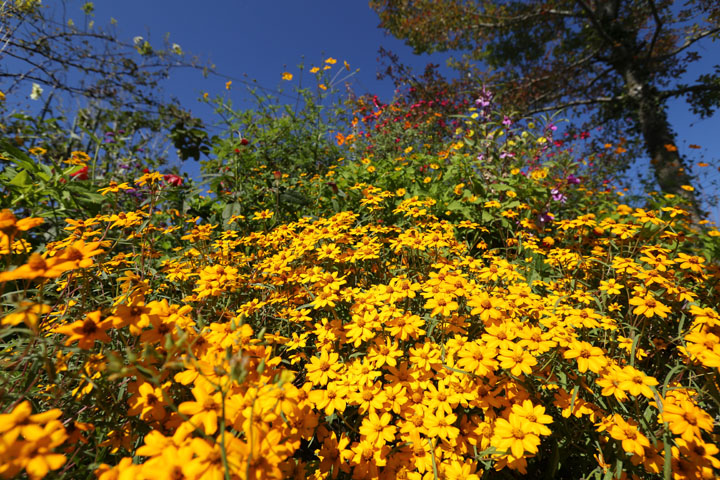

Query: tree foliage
[0,0,210,164]
[370,0,720,217]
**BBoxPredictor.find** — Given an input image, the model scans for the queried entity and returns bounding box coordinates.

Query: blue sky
[93,1,436,118]
[9,1,720,216]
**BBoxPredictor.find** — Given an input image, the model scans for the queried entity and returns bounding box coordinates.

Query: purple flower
[124,188,142,199]
[502,115,512,127]
[567,174,581,185]
[551,188,567,203]
[474,86,494,117]
[539,212,555,224]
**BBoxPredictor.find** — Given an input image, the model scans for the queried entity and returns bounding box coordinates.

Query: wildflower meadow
[2,16,720,480]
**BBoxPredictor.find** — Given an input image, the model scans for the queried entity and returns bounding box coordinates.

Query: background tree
[0,0,210,165]
[370,0,720,217]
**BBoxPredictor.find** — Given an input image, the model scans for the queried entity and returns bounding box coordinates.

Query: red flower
[164,174,183,186]
[71,166,89,180]
[273,171,282,180]
[240,138,250,146]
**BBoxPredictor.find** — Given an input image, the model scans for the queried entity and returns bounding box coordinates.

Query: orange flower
[0,253,74,282]
[54,311,112,349]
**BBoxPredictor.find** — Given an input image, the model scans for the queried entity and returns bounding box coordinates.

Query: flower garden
[1,60,720,480]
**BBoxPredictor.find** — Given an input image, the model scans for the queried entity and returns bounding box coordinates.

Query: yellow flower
[306,349,342,386]
[497,343,537,376]
[225,80,232,90]
[281,71,293,81]
[563,340,607,373]
[596,367,629,402]
[0,253,74,282]
[29,146,46,156]
[252,209,274,220]
[177,380,222,435]
[135,171,163,186]
[127,382,168,421]
[309,381,348,416]
[318,83,327,91]
[310,66,320,73]
[676,253,705,273]
[628,293,670,318]
[98,181,132,195]
[325,57,337,64]
[661,399,714,441]
[1,302,51,330]
[359,411,396,446]
[0,401,67,479]
[599,278,623,295]
[607,414,650,456]
[424,292,458,317]
[617,365,658,399]
[424,409,459,442]
[492,415,541,458]
[511,400,553,436]
[0,209,44,236]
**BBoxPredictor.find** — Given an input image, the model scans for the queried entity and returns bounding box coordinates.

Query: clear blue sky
[36,1,720,218]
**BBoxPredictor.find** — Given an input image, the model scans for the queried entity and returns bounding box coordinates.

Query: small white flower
[172,43,183,55]
[133,36,144,46]
[30,83,43,100]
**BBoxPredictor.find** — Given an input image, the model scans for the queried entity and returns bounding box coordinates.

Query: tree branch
[646,0,663,61]
[659,82,720,99]
[575,0,620,47]
[654,27,720,61]
[524,96,620,115]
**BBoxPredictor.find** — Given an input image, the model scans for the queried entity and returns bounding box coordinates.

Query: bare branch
[524,96,620,115]
[646,0,663,60]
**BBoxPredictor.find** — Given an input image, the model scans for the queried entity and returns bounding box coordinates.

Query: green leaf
[9,169,30,188]
[222,202,243,226]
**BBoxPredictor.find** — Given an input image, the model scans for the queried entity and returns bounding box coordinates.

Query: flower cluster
[1,167,719,479]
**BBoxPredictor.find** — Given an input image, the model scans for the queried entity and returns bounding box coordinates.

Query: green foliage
[197,63,355,225]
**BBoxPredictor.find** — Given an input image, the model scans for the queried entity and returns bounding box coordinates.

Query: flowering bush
[2,77,720,480]
[2,156,720,480]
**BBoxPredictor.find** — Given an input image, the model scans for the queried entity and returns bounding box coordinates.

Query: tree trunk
[622,67,703,220]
